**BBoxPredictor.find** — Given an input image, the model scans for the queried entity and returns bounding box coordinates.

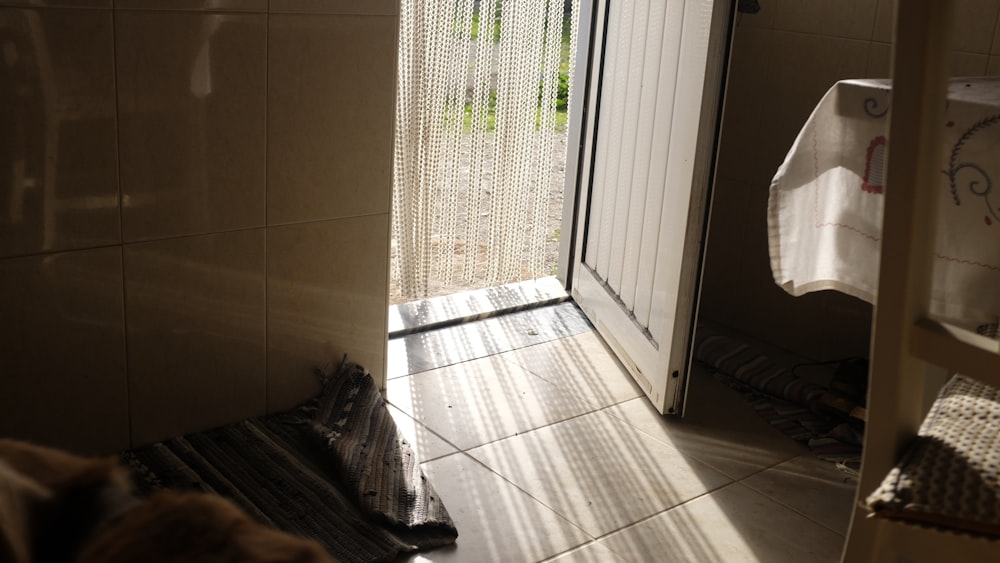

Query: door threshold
[388,277,569,338]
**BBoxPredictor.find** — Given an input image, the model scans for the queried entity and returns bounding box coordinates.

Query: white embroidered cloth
[768,77,1000,331]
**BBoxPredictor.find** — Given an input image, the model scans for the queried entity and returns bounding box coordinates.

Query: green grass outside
[457,13,573,133]
[470,10,502,43]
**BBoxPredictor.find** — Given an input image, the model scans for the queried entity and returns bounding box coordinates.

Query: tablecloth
[768,77,1000,333]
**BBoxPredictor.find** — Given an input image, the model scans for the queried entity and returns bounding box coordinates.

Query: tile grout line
[414,405,734,553]
[594,402,801,484]
[386,406,463,464]
[399,307,853,559]
[395,340,620,543]
[538,465,851,561]
[536,540,609,563]
[110,6,133,448]
[582,480,739,544]
[444,451,597,544]
[738,467,854,538]
[389,389,610,457]
[263,1,270,413]
[386,341,609,461]
[386,304,594,379]
[392,357,632,454]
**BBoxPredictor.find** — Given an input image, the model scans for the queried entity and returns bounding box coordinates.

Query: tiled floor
[385,304,858,562]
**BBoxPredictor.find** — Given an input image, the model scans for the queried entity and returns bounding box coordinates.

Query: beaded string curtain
[393,0,580,300]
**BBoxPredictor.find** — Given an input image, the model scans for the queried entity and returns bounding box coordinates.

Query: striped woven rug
[122,361,457,563]
[693,327,863,466]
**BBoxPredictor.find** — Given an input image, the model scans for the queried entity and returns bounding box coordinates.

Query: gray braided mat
[866,374,1000,537]
[122,361,457,563]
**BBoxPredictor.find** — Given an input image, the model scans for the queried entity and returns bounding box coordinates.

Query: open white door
[569,0,731,414]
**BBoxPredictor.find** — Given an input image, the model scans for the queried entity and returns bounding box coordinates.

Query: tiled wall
[701,0,1000,361]
[0,0,397,453]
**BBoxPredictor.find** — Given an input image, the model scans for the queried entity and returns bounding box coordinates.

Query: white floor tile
[604,367,805,480]
[599,483,845,563]
[466,410,733,537]
[386,355,600,450]
[388,276,568,334]
[499,331,643,411]
[406,453,591,563]
[543,541,627,562]
[741,454,858,536]
[391,309,854,563]
[386,303,593,378]
[388,404,457,462]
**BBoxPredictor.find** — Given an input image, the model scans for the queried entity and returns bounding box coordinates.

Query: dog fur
[0,438,337,563]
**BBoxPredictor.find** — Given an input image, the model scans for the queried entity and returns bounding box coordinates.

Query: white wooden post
[842,0,954,560]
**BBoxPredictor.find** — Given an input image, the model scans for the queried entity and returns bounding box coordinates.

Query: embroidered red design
[862,136,886,194]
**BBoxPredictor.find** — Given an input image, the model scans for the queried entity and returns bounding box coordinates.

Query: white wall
[0,0,398,453]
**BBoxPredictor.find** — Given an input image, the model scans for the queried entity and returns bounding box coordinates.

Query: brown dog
[0,439,337,563]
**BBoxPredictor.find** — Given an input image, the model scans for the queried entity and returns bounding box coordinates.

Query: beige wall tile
[872,0,893,42]
[821,291,873,360]
[267,214,389,412]
[0,8,119,258]
[993,10,1000,54]
[0,248,128,454]
[117,11,266,241]
[707,141,833,359]
[715,25,773,185]
[699,177,749,324]
[866,41,891,78]
[269,0,397,15]
[867,44,991,80]
[727,167,829,360]
[772,0,877,40]
[736,3,776,29]
[988,55,1000,75]
[0,6,395,451]
[115,0,266,11]
[952,0,1000,54]
[0,1,109,7]
[877,0,1000,52]
[950,51,989,77]
[267,14,396,225]
[124,230,266,445]
[739,276,829,360]
[754,32,869,187]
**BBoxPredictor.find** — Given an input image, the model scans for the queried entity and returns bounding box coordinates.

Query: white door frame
[557,0,596,282]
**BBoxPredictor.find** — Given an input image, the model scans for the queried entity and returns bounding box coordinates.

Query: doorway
[390,0,585,305]
[391,0,733,417]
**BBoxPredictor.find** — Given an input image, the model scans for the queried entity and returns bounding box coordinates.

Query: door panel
[587,0,626,275]
[606,0,648,296]
[571,0,730,414]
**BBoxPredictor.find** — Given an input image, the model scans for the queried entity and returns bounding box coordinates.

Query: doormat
[693,327,863,468]
[122,360,457,563]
